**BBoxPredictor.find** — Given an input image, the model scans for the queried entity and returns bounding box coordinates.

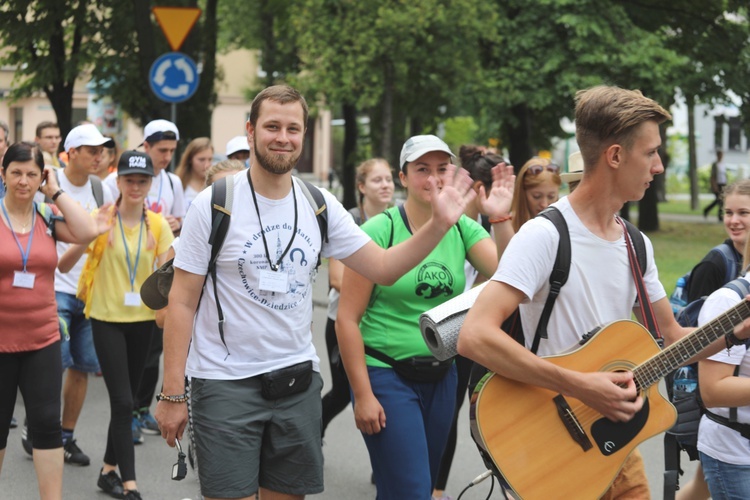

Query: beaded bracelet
[156,392,189,403]
[489,214,512,224]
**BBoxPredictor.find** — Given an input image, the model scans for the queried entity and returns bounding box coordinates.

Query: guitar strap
[619,216,663,345]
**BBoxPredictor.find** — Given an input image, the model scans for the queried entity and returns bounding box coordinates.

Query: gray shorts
[190,371,324,498]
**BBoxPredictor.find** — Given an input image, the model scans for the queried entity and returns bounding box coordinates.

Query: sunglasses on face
[526,163,560,176]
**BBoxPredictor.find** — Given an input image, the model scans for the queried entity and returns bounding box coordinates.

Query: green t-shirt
[360,206,488,366]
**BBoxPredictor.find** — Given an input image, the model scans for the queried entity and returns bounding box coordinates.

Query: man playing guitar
[458,85,750,499]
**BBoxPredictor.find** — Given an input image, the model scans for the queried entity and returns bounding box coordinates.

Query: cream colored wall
[211,49,257,156]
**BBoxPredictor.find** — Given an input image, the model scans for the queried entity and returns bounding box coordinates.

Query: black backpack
[664,277,750,499]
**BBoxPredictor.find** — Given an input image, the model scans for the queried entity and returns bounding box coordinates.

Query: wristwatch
[51,189,65,201]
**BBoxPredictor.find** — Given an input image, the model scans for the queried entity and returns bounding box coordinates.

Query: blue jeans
[57,291,99,373]
[700,451,750,499]
[356,365,457,500]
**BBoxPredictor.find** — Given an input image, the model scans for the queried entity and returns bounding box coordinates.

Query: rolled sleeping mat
[419,282,487,361]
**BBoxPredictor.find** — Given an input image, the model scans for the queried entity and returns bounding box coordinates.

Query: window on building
[728,116,744,151]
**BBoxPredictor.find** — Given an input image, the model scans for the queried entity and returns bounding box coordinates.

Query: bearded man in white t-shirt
[458,85,750,500]
[155,84,476,500]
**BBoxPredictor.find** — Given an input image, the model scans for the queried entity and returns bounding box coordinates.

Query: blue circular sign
[149,52,200,103]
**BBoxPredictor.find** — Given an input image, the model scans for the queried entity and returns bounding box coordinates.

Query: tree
[0,0,113,143]
[468,0,684,170]
[622,0,750,211]
[291,0,493,206]
[91,0,219,146]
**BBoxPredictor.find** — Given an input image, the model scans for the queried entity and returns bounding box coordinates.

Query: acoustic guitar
[470,300,750,499]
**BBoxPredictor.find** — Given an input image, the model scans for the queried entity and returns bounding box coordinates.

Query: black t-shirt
[685,238,742,303]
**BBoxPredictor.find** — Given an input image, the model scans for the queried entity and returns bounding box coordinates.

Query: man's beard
[253,136,301,175]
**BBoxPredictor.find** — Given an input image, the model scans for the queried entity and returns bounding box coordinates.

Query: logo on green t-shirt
[415,262,454,299]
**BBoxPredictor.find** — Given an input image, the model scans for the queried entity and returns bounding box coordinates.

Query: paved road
[5,261,698,499]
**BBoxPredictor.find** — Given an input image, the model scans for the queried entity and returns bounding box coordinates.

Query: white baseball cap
[226,135,250,157]
[399,135,454,171]
[64,124,115,152]
[143,119,180,143]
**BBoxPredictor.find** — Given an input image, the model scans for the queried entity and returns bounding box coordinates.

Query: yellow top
[83,209,173,322]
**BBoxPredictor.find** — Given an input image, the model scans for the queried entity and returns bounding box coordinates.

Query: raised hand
[39,166,61,198]
[478,162,515,219]
[429,164,476,231]
[94,203,116,235]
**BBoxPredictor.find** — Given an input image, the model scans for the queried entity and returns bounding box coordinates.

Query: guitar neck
[635,298,750,389]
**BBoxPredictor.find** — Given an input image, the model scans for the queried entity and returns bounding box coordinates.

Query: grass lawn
[658,197,711,216]
[647,220,728,296]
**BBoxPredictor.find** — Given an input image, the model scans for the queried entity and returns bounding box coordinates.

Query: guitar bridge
[554,394,593,451]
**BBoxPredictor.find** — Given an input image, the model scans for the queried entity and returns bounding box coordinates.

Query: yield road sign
[152,7,201,52]
[149,52,200,103]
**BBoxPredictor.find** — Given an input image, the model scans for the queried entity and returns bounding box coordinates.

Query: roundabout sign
[149,52,199,103]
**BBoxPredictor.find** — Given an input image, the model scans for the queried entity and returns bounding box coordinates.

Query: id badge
[259,269,288,293]
[13,271,36,289]
[124,291,142,307]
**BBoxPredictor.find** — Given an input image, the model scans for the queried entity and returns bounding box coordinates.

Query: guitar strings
[548,301,750,431]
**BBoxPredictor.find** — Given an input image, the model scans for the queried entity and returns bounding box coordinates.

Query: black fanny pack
[260,361,313,400]
[364,346,453,383]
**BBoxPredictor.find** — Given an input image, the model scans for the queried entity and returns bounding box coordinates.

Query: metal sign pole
[170,102,177,172]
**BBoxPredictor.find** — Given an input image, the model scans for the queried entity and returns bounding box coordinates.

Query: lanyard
[247,169,297,271]
[117,211,144,292]
[2,200,36,272]
[147,170,164,211]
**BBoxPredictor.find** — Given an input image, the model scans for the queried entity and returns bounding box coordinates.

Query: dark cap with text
[118,150,155,177]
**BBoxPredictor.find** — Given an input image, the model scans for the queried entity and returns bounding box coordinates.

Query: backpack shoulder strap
[715,242,740,283]
[384,207,396,249]
[296,178,328,270]
[35,202,58,238]
[725,277,750,299]
[207,174,235,359]
[146,210,163,248]
[165,170,175,193]
[531,206,571,354]
[623,219,647,275]
[89,175,104,207]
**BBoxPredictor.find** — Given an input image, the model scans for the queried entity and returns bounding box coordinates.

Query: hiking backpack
[669,242,739,316]
[664,276,750,499]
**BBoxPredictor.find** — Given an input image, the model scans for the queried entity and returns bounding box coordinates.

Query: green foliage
[649,220,728,293]
[0,0,112,136]
[442,117,480,159]
[90,0,220,142]
[291,0,493,156]
[0,0,104,101]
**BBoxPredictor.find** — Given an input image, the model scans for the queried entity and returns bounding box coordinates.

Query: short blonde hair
[205,160,245,187]
[575,86,671,170]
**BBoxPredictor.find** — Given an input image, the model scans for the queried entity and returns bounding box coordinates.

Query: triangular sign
[152,7,202,52]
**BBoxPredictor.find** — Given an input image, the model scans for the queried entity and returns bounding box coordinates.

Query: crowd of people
[3,82,750,500]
